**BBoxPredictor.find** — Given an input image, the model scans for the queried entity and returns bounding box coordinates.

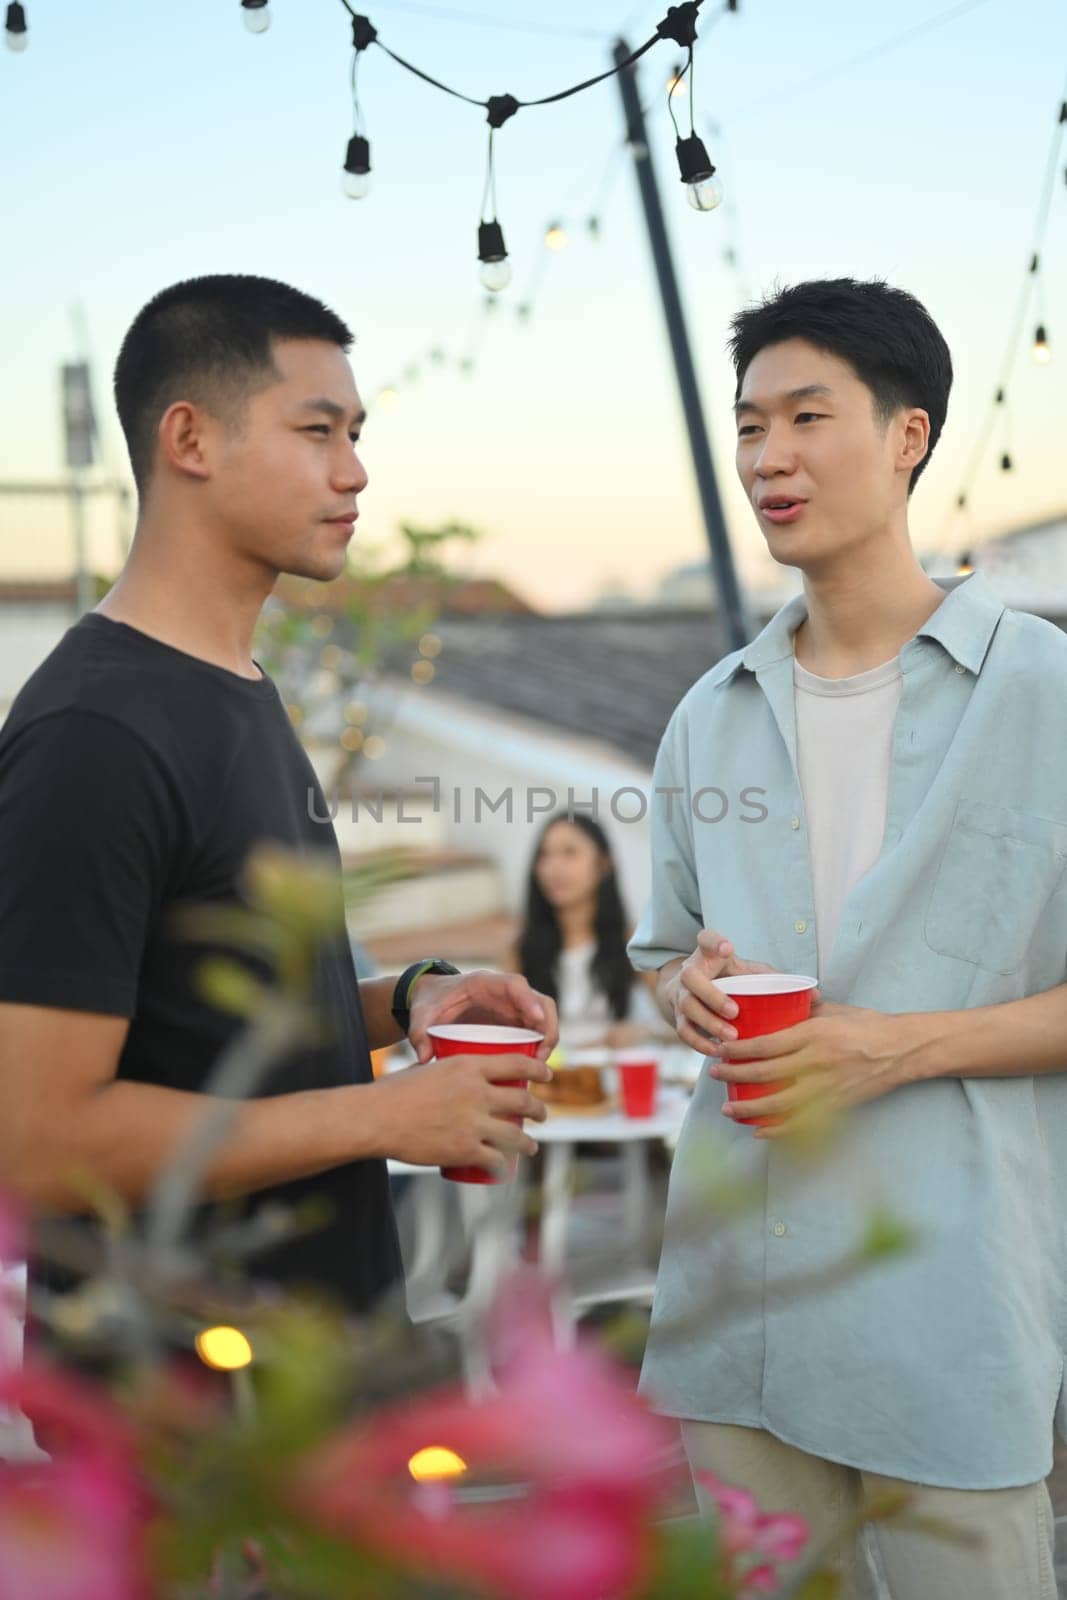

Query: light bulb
[687,172,725,211]
[341,136,371,199]
[477,221,510,293]
[544,222,567,252]
[4,3,27,49]
[1033,325,1051,364]
[241,1,272,33]
[480,258,512,293]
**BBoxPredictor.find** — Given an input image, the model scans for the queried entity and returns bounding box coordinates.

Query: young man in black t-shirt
[0,274,556,1321]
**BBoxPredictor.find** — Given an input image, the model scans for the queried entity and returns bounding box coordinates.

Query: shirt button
[794,919,807,934]
[954,664,966,674]
[790,816,801,830]
[772,1221,787,1237]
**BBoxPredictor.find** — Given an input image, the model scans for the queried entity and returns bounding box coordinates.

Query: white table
[387,1084,692,1369]
[531,1087,689,1336]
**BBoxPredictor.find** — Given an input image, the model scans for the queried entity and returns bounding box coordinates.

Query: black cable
[337,0,723,118]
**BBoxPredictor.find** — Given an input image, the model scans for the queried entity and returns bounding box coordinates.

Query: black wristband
[391,959,461,1034]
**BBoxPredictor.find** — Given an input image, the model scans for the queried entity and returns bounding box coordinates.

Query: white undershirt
[793,651,902,979]
[555,941,661,1050]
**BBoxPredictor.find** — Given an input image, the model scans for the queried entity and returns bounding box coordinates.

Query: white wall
[0,602,75,720]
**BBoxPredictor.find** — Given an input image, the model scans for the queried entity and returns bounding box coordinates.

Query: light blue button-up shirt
[629,573,1067,1489]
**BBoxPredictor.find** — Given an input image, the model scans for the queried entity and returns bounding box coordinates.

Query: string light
[332,0,726,283]
[544,221,567,252]
[408,1446,467,1481]
[343,15,377,198]
[241,0,272,35]
[937,87,1066,555]
[196,1325,254,1370]
[956,550,974,576]
[478,221,511,292]
[3,3,27,50]
[661,5,724,212]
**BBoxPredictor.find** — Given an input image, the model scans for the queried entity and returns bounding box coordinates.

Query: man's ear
[157,400,215,482]
[899,408,930,480]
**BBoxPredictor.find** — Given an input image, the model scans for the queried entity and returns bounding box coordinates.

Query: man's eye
[348,434,362,445]
[737,425,760,438]
[796,413,825,423]
[305,424,331,436]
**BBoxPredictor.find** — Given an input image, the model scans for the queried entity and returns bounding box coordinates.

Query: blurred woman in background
[516,812,660,1052]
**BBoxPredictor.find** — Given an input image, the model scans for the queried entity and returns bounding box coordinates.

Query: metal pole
[613,39,750,651]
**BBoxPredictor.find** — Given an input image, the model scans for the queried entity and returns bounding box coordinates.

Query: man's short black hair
[727,277,952,495]
[113,273,354,491]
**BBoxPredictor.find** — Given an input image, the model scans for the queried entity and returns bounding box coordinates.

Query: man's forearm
[904,980,1067,1082]
[19,1076,386,1215]
[359,976,406,1052]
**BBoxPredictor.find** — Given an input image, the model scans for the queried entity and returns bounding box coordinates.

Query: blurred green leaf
[857,1209,918,1262]
[645,1517,730,1600]
[196,958,269,1019]
[793,1572,844,1599]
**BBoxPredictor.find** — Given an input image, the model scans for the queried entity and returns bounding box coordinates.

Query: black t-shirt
[0,613,401,1316]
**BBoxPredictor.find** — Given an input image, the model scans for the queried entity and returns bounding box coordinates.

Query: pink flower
[0,1363,151,1600]
[0,1456,148,1600]
[696,1470,809,1594]
[697,1472,807,1560]
[295,1271,679,1600]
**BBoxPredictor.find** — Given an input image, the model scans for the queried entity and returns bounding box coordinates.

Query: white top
[556,941,661,1051]
[793,652,902,979]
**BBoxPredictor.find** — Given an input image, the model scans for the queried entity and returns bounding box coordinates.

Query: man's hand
[713,1002,921,1138]
[659,929,782,1054]
[371,1053,552,1176]
[408,970,559,1064]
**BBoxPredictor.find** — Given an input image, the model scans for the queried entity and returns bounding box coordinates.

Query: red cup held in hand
[616,1049,659,1118]
[716,974,818,1129]
[427,1023,544,1184]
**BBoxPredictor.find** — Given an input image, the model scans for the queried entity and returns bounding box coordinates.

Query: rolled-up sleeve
[628,716,703,972]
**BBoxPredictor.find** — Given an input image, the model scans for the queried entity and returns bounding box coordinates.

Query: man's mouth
[760,498,807,524]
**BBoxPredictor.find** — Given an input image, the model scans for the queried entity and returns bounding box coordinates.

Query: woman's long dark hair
[518,813,634,1022]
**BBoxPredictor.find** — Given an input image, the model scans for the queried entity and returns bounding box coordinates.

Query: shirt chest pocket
[923,801,1067,974]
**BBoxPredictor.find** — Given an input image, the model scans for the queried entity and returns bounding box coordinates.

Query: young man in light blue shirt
[630,277,1066,1598]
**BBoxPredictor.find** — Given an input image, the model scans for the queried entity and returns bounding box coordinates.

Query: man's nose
[753,425,797,479]
[335,446,369,494]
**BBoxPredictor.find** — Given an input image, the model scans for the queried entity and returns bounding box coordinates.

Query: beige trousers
[682,1421,1057,1600]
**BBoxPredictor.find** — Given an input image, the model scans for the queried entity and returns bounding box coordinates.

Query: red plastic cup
[427,1024,544,1184]
[716,974,818,1129]
[617,1049,659,1118]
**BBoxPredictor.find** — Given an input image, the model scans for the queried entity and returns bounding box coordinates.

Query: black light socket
[675,133,715,185]
[478,221,507,263]
[344,135,371,176]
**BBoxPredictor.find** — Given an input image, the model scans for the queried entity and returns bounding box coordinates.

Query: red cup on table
[616,1048,659,1118]
[715,974,818,1129]
[427,1023,544,1184]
